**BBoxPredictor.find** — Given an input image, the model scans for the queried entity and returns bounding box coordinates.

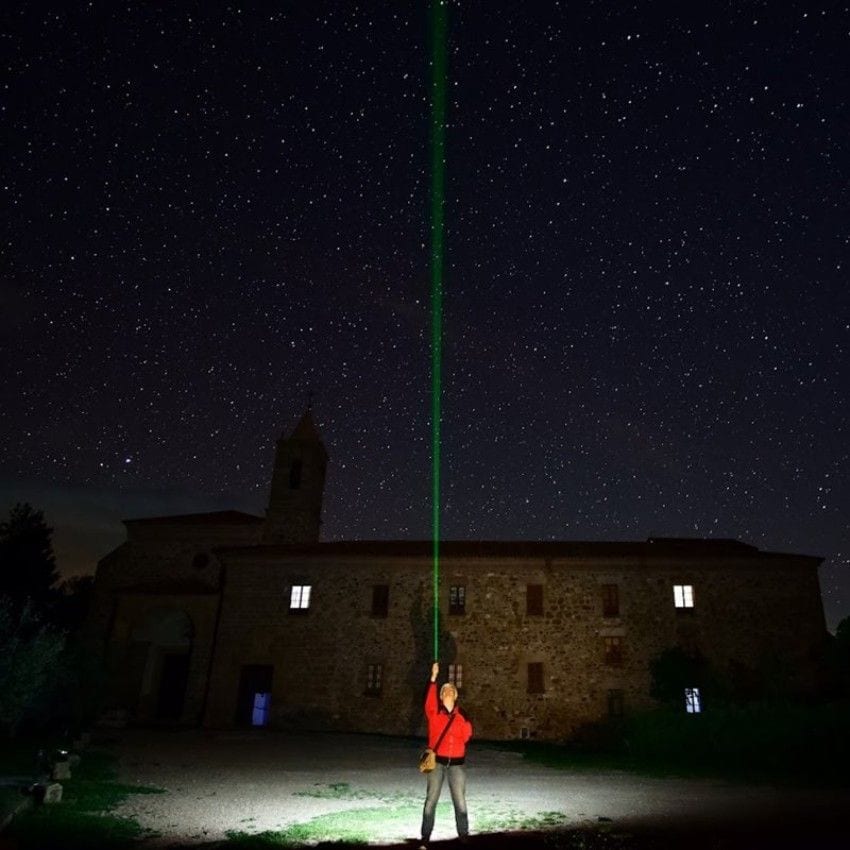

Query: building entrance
[128,607,194,723]
[236,664,274,726]
[156,652,191,719]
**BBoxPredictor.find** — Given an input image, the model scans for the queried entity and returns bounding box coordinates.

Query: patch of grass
[67,748,121,782]
[5,748,164,850]
[37,747,165,813]
[0,785,24,806]
[0,785,28,821]
[475,806,569,833]
[63,777,164,813]
[225,804,572,848]
[6,805,149,850]
[225,802,452,847]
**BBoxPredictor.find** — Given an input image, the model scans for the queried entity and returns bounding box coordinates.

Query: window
[607,689,624,717]
[448,663,463,688]
[673,584,695,609]
[526,583,543,616]
[604,636,624,666]
[527,662,545,694]
[289,584,311,611]
[684,687,701,713]
[371,584,389,618]
[449,585,466,615]
[601,583,619,617]
[365,664,383,696]
[289,459,302,489]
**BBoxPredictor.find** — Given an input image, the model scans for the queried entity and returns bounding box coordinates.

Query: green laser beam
[430,0,447,660]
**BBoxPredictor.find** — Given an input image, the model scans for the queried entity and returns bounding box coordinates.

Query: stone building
[89,409,827,739]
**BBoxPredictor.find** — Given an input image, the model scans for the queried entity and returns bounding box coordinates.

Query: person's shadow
[407,587,458,736]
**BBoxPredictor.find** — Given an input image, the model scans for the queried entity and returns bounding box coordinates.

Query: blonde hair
[439,682,458,701]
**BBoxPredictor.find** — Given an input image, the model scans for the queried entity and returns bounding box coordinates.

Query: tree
[837,615,850,653]
[0,505,102,734]
[54,575,95,633]
[835,615,850,695]
[0,597,65,736]
[49,576,103,730]
[0,503,61,617]
[649,646,714,708]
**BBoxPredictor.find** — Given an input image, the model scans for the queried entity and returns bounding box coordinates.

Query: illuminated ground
[108,729,848,848]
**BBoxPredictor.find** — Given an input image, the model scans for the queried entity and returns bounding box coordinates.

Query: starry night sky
[2,2,848,629]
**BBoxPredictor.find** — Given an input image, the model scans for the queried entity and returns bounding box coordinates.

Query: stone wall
[104,591,219,724]
[203,555,427,731]
[202,547,825,740]
[88,517,262,725]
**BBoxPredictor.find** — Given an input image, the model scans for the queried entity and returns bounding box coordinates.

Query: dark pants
[421,762,468,840]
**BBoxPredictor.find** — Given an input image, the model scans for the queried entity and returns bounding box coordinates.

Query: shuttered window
[527,662,545,694]
[526,583,543,615]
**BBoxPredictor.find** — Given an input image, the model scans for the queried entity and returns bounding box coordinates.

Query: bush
[619,700,850,783]
[0,597,66,737]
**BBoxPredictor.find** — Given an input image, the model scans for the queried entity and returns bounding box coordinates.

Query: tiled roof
[216,537,820,563]
[121,579,220,595]
[124,510,263,526]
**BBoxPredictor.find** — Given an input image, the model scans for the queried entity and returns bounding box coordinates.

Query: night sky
[2,3,848,629]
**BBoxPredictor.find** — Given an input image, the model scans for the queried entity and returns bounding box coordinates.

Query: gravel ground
[107,729,849,848]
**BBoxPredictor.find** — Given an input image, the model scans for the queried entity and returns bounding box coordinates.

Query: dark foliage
[832,615,850,695]
[0,504,102,735]
[5,748,162,850]
[0,597,65,736]
[53,575,95,633]
[621,700,850,784]
[0,502,61,620]
[648,646,716,707]
[509,700,850,786]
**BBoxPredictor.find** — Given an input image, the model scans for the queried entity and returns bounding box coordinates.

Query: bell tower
[263,406,328,544]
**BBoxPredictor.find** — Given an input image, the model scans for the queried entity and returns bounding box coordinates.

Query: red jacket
[424,682,473,758]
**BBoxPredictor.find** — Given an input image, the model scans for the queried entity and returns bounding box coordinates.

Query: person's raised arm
[424,660,439,716]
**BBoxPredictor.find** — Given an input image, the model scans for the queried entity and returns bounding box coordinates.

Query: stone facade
[89,511,263,725]
[89,410,827,739]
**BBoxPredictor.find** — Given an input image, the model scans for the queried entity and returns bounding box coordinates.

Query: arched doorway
[130,607,194,722]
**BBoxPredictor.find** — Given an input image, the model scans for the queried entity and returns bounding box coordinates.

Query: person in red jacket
[419,660,473,848]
